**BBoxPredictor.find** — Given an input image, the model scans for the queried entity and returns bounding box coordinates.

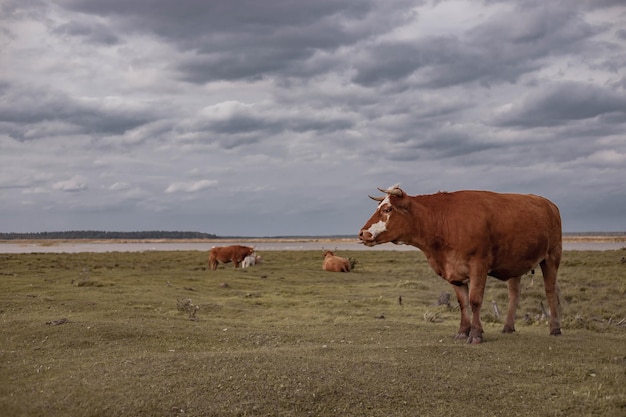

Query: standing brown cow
[358,185,562,344]
[208,245,255,270]
[322,250,351,272]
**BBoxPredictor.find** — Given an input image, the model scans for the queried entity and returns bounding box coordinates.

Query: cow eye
[381,206,392,214]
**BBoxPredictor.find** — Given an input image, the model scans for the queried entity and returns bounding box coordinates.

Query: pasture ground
[1,249,625,416]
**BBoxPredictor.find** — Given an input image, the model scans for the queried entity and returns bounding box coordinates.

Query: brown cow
[322,250,351,272]
[358,185,562,344]
[208,245,255,270]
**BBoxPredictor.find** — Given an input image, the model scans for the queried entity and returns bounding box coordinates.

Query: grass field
[1,249,625,416]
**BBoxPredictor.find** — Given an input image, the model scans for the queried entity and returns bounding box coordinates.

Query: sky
[1,0,625,237]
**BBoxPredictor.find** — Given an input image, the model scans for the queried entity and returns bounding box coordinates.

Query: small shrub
[176,298,199,320]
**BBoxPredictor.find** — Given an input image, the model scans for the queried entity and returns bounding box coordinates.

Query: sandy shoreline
[0,235,624,253]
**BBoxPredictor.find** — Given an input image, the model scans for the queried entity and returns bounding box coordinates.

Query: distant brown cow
[322,250,351,272]
[359,185,562,344]
[208,245,255,270]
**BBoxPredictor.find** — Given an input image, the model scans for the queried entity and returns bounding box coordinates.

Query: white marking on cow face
[377,195,391,209]
[367,220,387,238]
[367,196,393,239]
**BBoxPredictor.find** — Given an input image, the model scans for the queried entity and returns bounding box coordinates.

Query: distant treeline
[1,231,621,241]
[0,231,217,240]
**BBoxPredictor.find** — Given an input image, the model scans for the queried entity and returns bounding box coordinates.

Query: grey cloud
[53,20,120,45]
[0,0,47,20]
[176,9,378,82]
[350,40,423,87]
[176,50,301,84]
[469,1,595,47]
[201,135,264,151]
[207,113,276,136]
[351,36,538,88]
[1,0,624,235]
[0,84,160,140]
[178,102,355,150]
[492,82,626,127]
[419,132,494,159]
[58,0,417,83]
[58,0,373,35]
[165,179,218,194]
[353,1,601,89]
[385,129,496,162]
[58,0,368,52]
[53,176,88,192]
[584,0,626,9]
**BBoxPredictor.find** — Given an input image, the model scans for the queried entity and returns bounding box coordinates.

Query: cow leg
[452,284,471,340]
[540,256,562,336]
[503,276,521,333]
[467,274,488,344]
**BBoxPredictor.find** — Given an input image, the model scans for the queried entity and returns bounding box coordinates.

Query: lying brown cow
[208,245,254,270]
[359,185,562,344]
[322,250,351,272]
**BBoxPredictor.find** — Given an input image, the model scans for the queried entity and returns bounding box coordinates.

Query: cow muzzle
[358,230,376,246]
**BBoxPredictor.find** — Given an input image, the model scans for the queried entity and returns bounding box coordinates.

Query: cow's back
[209,246,229,262]
[421,191,561,278]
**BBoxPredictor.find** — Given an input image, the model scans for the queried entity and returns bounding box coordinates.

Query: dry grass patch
[1,249,625,416]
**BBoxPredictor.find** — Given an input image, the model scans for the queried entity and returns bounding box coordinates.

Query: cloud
[492,82,626,127]
[52,20,120,45]
[585,149,626,166]
[58,0,415,84]
[165,179,218,194]
[53,176,88,192]
[0,84,160,141]
[0,0,625,235]
[108,182,132,191]
[352,1,600,89]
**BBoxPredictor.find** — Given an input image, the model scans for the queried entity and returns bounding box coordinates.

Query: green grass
[1,249,625,416]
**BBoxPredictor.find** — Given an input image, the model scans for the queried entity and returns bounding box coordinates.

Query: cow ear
[390,191,410,210]
[388,189,405,202]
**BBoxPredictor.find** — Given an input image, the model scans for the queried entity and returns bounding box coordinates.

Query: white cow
[241,254,262,268]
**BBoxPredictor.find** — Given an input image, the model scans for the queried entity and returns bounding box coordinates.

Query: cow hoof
[454,333,468,340]
[468,336,483,344]
[502,325,516,334]
[550,329,562,336]
[467,328,483,344]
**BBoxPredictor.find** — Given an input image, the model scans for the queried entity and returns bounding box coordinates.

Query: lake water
[0,240,623,253]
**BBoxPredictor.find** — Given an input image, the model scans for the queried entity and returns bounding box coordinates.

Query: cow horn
[378,187,403,197]
[369,195,385,202]
[389,188,403,197]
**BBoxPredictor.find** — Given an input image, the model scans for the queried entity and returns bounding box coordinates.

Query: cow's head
[358,185,411,246]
